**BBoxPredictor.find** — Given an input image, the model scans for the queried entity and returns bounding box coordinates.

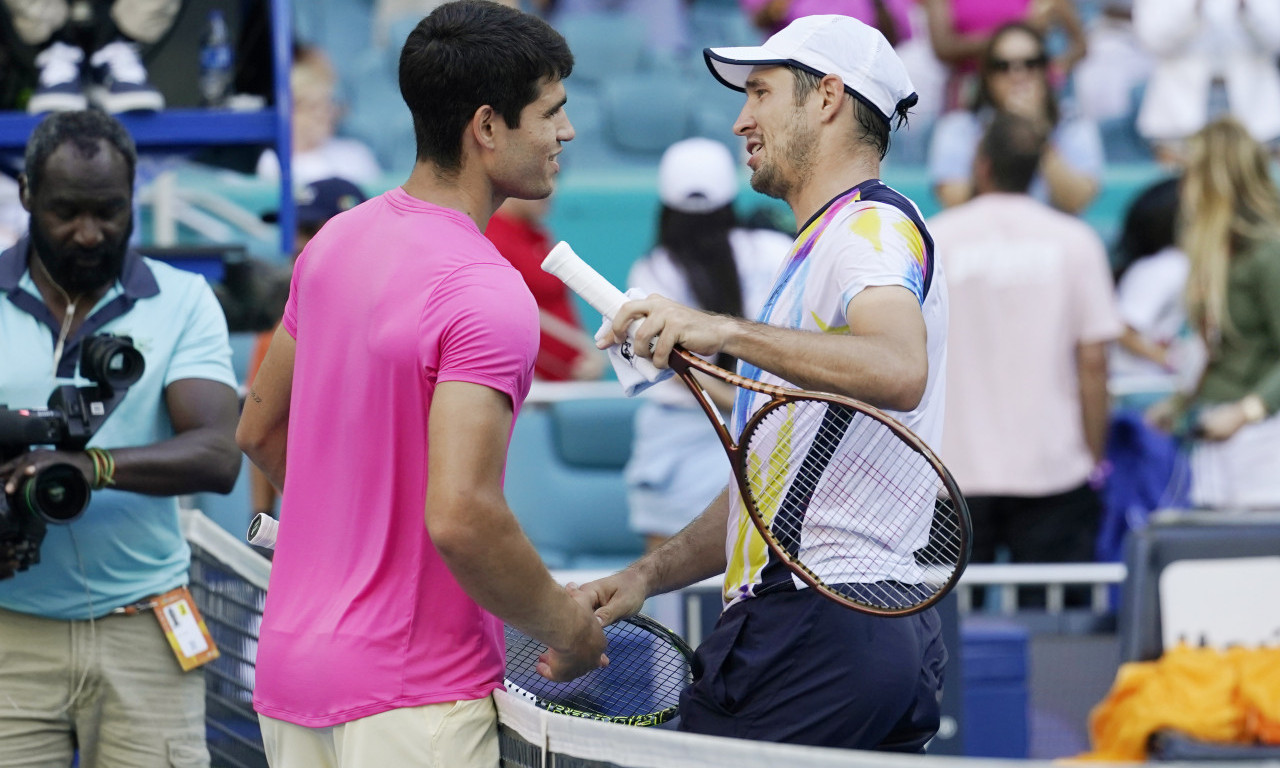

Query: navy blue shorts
[677,588,947,751]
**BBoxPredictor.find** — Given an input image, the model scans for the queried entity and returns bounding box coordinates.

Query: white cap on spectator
[658,138,738,214]
[703,14,917,126]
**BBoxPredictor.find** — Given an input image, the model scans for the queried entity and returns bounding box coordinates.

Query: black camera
[0,334,145,577]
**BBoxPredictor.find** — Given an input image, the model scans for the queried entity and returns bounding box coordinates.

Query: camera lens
[81,336,145,392]
[20,463,90,523]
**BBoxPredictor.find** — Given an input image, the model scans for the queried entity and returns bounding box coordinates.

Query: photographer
[0,110,240,767]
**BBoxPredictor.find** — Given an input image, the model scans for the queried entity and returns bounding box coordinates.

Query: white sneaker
[27,41,88,114]
[88,40,165,114]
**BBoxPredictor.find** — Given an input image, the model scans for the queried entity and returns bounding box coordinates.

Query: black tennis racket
[543,241,972,617]
[503,613,693,726]
[246,517,693,725]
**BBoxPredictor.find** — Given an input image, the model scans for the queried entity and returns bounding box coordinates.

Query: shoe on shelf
[27,41,88,114]
[88,40,165,114]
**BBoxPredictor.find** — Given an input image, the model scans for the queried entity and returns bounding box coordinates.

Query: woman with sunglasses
[928,21,1104,215]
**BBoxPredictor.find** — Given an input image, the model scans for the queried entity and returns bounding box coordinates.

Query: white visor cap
[703,14,917,125]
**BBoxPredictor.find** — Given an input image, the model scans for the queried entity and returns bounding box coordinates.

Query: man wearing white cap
[585,14,949,751]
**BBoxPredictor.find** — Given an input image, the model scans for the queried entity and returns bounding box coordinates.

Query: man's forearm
[108,428,242,495]
[242,434,287,492]
[630,487,731,599]
[1077,343,1111,464]
[721,318,926,411]
[431,493,592,651]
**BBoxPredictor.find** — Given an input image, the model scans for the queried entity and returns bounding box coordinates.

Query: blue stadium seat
[340,48,416,176]
[555,13,649,90]
[687,1,764,52]
[601,73,695,158]
[505,399,645,570]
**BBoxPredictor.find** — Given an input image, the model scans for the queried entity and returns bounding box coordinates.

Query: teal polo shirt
[0,239,237,620]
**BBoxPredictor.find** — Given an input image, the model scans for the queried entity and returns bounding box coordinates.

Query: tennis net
[186,509,1069,768]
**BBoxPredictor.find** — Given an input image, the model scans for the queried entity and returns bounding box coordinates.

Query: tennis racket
[504,613,693,726]
[543,241,971,617]
[245,515,693,725]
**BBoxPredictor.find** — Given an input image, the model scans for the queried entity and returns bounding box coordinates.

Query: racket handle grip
[542,241,628,318]
[542,241,671,388]
[543,240,651,341]
[247,512,279,550]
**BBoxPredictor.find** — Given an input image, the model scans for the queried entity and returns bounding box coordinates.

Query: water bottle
[198,10,233,107]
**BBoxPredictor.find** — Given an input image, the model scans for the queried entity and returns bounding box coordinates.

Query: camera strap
[111,585,221,671]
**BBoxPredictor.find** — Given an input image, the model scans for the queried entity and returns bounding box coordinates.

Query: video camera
[0,334,145,578]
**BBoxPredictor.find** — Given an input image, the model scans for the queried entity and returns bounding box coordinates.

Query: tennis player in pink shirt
[236,3,606,766]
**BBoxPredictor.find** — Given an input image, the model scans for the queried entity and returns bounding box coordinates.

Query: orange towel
[1079,643,1279,761]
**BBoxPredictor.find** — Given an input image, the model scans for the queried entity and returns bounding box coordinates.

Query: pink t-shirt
[253,187,540,727]
[950,0,1029,36]
[928,193,1122,497]
[738,0,915,43]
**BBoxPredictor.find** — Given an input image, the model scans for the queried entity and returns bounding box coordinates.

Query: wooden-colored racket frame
[667,348,972,617]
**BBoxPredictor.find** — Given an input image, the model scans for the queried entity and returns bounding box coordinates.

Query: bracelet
[85,447,116,490]
[1240,394,1268,425]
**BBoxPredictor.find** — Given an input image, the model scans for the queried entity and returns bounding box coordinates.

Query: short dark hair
[24,109,137,197]
[398,1,573,172]
[1113,177,1180,283]
[978,111,1046,193]
[790,67,893,161]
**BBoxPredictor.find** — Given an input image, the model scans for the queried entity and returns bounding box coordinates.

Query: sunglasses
[990,55,1048,73]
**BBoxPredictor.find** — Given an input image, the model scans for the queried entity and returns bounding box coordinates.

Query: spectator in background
[1147,118,1280,509]
[1109,177,1204,405]
[1072,0,1153,126]
[5,0,174,113]
[1132,0,1280,164]
[742,0,914,44]
[485,195,604,381]
[930,112,1122,605]
[245,177,368,522]
[928,21,1103,215]
[921,0,1086,111]
[624,137,790,552]
[256,44,383,186]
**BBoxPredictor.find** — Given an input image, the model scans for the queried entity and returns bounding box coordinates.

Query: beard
[749,107,818,201]
[29,216,131,295]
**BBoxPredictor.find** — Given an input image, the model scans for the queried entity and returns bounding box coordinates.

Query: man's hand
[1,449,94,496]
[535,584,609,682]
[597,294,736,369]
[577,568,649,628]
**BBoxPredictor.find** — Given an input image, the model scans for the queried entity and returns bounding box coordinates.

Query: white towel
[595,288,675,397]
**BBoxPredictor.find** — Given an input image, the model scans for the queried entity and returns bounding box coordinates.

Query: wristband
[85,447,116,490]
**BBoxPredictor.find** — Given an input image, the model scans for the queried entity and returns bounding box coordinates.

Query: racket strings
[503,618,691,725]
[742,399,967,611]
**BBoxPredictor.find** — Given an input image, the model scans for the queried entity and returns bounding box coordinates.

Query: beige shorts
[260,694,499,768]
[0,605,208,768]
